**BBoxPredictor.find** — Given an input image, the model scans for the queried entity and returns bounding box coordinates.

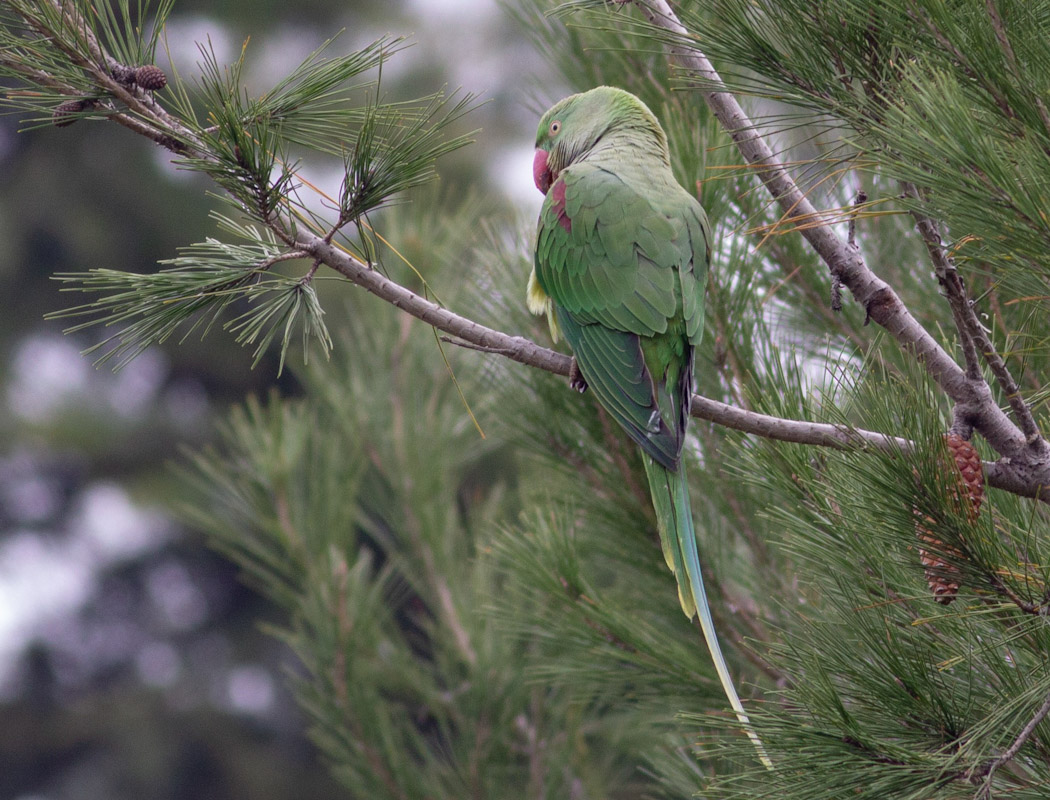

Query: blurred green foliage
[0,2,513,798]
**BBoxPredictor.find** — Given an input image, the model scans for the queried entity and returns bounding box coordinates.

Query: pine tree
[4,1,1050,798]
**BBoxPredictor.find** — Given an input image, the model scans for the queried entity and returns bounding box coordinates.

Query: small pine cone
[134,64,167,91]
[914,433,983,604]
[944,432,984,518]
[111,64,136,85]
[52,98,90,127]
[916,518,962,605]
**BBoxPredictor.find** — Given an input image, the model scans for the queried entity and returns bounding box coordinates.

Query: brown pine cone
[944,432,984,517]
[52,98,90,127]
[134,65,168,91]
[915,434,984,604]
[916,519,962,605]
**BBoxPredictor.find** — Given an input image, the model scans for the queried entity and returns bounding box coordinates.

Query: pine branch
[34,0,184,140]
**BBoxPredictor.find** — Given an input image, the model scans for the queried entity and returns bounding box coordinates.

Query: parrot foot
[569,358,588,393]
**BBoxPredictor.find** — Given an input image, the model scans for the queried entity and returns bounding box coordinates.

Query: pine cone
[916,519,962,605]
[134,65,167,91]
[915,434,984,604]
[944,432,984,517]
[52,98,90,127]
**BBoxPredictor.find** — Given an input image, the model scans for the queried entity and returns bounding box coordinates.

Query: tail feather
[642,455,772,768]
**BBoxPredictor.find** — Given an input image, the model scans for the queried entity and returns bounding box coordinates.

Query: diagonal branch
[630,0,1028,464]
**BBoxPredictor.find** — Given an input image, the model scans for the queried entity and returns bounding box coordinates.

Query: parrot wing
[535,163,709,470]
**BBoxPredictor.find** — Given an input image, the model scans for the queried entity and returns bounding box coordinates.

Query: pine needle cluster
[0,0,476,372]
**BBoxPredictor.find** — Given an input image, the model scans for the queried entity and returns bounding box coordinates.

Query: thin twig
[968,312,1043,439]
[902,181,984,382]
[300,258,322,285]
[847,190,867,248]
[971,689,1050,798]
[262,250,309,269]
[838,190,867,311]
[902,183,1045,447]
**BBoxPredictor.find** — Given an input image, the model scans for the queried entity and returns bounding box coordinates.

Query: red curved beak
[533,149,552,194]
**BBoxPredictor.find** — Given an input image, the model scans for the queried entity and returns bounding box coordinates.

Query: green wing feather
[536,164,706,339]
[555,309,683,467]
[535,164,708,469]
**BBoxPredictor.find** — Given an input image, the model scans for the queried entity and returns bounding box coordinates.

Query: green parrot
[529,86,768,763]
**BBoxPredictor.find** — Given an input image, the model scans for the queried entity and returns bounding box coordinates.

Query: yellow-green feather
[526,267,560,342]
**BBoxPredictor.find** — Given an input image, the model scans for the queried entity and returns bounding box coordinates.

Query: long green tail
[643,454,772,768]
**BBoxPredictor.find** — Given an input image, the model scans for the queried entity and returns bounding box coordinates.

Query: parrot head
[533,85,669,195]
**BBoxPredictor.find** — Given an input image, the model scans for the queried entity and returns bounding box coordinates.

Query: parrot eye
[548,120,561,136]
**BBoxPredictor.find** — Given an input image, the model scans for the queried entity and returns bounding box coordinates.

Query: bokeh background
[0,2,553,797]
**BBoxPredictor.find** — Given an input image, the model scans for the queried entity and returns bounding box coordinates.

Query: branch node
[847,190,867,248]
[830,275,843,312]
[862,287,894,327]
[949,410,975,441]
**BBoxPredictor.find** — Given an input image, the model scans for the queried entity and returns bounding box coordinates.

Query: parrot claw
[569,358,588,393]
